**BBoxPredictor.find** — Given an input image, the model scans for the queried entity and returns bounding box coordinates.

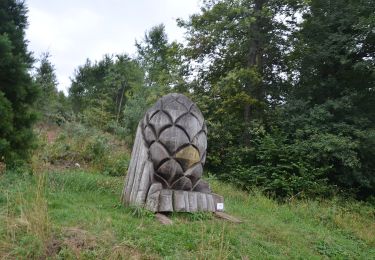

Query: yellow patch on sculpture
[175,145,200,169]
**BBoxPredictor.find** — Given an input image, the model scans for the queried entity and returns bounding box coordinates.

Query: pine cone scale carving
[143,93,209,192]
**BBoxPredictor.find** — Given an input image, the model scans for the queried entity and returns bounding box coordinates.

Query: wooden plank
[145,190,160,212]
[183,191,190,211]
[197,192,207,211]
[173,190,186,211]
[188,192,198,212]
[158,190,173,212]
[129,137,148,204]
[135,160,154,204]
[155,213,173,225]
[122,124,142,204]
[214,212,242,223]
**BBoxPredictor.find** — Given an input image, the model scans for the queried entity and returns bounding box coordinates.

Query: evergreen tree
[0,0,38,165]
[34,52,59,121]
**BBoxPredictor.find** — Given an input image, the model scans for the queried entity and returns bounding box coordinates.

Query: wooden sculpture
[121,93,224,212]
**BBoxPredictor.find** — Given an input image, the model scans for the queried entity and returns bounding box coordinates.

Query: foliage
[180,0,303,196]
[37,122,130,177]
[69,56,112,113]
[104,54,145,123]
[285,0,375,198]
[65,0,375,198]
[221,130,331,198]
[180,0,375,198]
[34,53,58,114]
[121,86,150,144]
[33,52,71,125]
[80,94,115,130]
[69,54,144,129]
[4,0,373,200]
[136,24,186,92]
[0,0,38,166]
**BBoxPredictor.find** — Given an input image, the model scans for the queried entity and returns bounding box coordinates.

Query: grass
[0,124,374,259]
[0,169,374,259]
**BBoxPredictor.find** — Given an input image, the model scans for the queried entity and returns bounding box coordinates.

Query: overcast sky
[25,0,201,93]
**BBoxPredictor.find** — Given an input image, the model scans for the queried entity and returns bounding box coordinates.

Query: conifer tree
[34,52,59,121]
[0,0,38,165]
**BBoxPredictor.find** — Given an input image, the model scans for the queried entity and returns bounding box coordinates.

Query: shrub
[40,122,129,176]
[220,130,333,199]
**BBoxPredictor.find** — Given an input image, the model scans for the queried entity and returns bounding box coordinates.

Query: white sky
[25,0,201,94]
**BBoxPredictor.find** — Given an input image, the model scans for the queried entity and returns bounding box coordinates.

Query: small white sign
[217,203,224,211]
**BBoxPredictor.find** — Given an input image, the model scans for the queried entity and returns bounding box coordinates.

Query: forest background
[3,0,373,199]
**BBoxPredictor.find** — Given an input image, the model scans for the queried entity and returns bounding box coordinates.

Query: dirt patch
[43,228,97,258]
[46,129,59,143]
[109,243,146,260]
[62,227,97,251]
[36,124,61,144]
[45,237,62,258]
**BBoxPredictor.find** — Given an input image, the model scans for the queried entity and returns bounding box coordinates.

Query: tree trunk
[244,0,266,145]
[116,83,126,123]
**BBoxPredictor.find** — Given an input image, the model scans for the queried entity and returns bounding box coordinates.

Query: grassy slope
[0,170,374,259]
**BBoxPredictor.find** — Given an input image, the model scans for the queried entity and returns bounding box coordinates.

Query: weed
[131,205,154,219]
[172,212,213,222]
[0,172,51,259]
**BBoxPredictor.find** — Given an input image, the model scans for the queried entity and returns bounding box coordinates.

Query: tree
[34,52,59,121]
[104,54,144,123]
[69,56,113,114]
[136,24,186,93]
[0,0,38,166]
[113,25,188,142]
[69,54,144,129]
[285,0,375,197]
[179,0,297,168]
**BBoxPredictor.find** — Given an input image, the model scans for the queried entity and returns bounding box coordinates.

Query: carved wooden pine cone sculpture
[141,93,210,193]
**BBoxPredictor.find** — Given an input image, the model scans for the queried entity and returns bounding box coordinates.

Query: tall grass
[0,172,51,259]
[0,170,374,259]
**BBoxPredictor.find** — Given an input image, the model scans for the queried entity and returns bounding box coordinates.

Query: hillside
[0,126,374,259]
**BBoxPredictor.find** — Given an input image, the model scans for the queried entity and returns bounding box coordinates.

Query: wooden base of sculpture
[146,189,224,212]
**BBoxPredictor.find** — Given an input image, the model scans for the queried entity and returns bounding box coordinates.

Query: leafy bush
[40,122,129,176]
[220,130,332,199]
[208,100,375,199]
[101,156,129,177]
